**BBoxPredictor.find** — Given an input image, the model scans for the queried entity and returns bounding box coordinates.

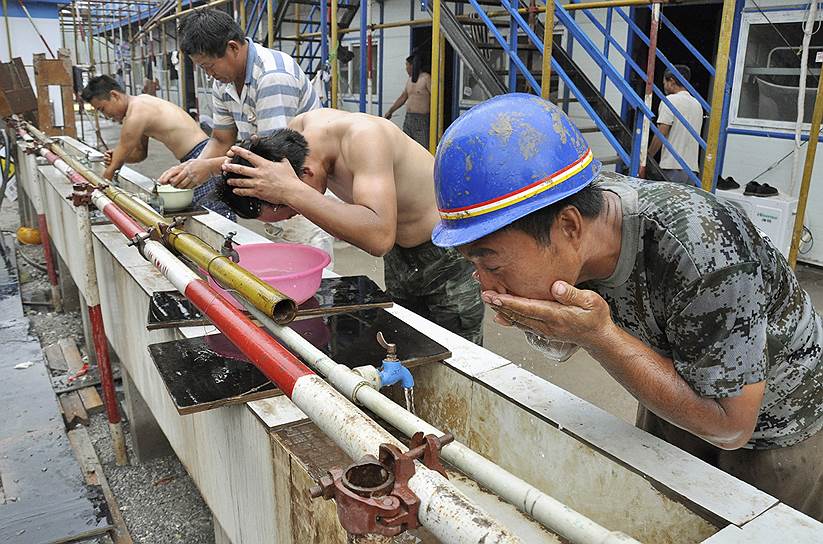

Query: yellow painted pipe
[541,0,555,99]
[429,0,441,154]
[484,0,665,18]
[26,124,297,323]
[282,18,434,40]
[788,72,823,267]
[267,0,273,48]
[438,34,445,140]
[240,0,246,31]
[331,0,338,109]
[700,0,736,192]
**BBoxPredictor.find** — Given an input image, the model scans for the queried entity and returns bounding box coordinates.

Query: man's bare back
[292,108,439,248]
[126,95,207,159]
[404,73,431,115]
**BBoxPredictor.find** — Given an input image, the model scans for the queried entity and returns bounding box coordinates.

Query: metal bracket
[126,231,152,260]
[66,181,93,207]
[309,432,453,537]
[221,231,240,263]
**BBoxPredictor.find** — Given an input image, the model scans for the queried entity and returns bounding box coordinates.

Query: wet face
[190,41,244,83]
[90,93,127,122]
[458,214,584,300]
[258,203,298,222]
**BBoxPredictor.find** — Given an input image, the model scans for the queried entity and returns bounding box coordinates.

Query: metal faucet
[376,332,414,389]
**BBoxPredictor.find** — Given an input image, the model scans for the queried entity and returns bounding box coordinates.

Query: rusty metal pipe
[23,122,297,324]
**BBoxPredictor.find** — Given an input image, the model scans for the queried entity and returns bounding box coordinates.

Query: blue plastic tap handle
[378,360,414,389]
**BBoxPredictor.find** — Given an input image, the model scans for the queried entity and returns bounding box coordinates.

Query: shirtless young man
[81,75,231,216]
[221,108,484,344]
[384,55,431,148]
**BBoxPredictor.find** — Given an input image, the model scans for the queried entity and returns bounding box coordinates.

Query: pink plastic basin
[206,242,330,308]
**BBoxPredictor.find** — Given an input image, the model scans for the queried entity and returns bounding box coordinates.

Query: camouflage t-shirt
[581,173,823,449]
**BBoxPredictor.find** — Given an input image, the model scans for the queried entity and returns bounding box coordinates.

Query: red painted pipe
[89,304,121,424]
[184,279,313,397]
[36,214,59,287]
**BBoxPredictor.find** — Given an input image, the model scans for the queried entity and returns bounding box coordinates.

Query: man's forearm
[648,136,662,159]
[586,325,749,448]
[198,137,233,160]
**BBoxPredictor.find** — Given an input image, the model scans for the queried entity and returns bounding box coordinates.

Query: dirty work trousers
[637,405,823,521]
[384,241,484,345]
[403,112,430,149]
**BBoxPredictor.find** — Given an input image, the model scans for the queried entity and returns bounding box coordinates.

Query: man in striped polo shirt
[159,8,330,254]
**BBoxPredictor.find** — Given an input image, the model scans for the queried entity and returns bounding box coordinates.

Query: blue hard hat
[431,93,601,247]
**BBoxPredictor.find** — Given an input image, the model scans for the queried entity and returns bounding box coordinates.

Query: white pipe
[790,1,818,197]
[241,301,639,544]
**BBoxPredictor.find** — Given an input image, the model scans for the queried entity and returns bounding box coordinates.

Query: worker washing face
[219,108,484,345]
[431,93,823,521]
[80,75,233,218]
[157,8,330,255]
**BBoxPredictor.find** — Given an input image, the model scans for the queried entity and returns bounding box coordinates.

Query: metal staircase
[422,0,708,183]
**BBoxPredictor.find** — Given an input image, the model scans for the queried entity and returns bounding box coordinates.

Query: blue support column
[619,5,636,173]
[321,0,329,105]
[713,0,745,191]
[360,0,367,112]
[600,8,613,96]
[509,15,518,92]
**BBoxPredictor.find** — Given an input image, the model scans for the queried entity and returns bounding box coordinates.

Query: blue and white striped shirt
[212,40,320,140]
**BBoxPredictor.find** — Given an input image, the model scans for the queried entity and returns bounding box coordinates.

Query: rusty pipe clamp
[66,181,93,207]
[309,432,454,537]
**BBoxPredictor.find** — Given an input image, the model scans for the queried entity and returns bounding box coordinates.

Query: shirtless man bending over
[221,108,483,343]
[81,75,231,217]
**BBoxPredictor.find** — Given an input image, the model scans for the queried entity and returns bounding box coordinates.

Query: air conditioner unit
[714,188,798,258]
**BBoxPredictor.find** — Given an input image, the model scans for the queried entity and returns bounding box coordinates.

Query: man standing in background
[384,54,431,148]
[647,65,703,185]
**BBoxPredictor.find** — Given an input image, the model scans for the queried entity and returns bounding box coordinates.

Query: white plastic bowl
[156,184,194,211]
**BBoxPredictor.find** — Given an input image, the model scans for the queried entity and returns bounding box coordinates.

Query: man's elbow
[703,426,754,450]
[364,233,395,257]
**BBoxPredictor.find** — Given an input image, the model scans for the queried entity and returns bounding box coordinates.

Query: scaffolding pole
[429,0,441,153]
[177,0,185,109]
[541,0,554,99]
[789,72,823,268]
[700,0,736,192]
[267,0,274,48]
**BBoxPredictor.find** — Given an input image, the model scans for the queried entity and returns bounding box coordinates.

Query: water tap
[376,332,413,389]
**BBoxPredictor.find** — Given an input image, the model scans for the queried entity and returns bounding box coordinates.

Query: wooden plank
[67,427,134,544]
[33,59,73,86]
[43,342,67,372]
[58,338,104,413]
[66,427,99,486]
[59,391,89,427]
[59,338,85,372]
[79,386,104,415]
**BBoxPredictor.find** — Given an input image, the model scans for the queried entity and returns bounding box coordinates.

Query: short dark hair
[503,184,604,245]
[664,64,691,85]
[218,130,310,219]
[81,75,123,102]
[179,8,244,57]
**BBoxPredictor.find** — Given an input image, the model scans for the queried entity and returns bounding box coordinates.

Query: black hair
[503,184,604,245]
[218,130,310,219]
[178,8,244,57]
[81,75,123,102]
[406,54,424,83]
[664,64,691,85]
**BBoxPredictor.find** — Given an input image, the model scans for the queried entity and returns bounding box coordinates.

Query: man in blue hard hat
[431,93,823,520]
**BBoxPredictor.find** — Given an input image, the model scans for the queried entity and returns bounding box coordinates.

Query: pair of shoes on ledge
[744,181,779,197]
[717,176,740,190]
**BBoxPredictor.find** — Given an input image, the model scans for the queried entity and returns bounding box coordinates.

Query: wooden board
[147,308,451,415]
[58,338,104,414]
[43,342,67,372]
[67,428,133,544]
[59,392,89,427]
